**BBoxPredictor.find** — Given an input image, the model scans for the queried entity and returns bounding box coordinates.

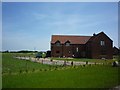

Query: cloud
[31,11,118,37]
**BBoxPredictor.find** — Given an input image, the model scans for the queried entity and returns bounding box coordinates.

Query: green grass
[12,52,36,57]
[3,65,119,88]
[2,53,120,88]
[2,53,55,73]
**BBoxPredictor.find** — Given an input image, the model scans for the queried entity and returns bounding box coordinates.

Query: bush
[83,65,85,67]
[32,68,35,72]
[39,69,42,71]
[54,68,57,70]
[44,69,47,71]
[19,70,22,73]
[26,69,28,73]
[89,64,91,66]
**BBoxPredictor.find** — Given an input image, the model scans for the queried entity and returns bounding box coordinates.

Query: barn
[51,32,113,59]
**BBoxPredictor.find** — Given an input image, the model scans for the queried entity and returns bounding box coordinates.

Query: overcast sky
[2,2,118,51]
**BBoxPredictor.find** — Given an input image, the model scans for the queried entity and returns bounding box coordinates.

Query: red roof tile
[51,35,91,44]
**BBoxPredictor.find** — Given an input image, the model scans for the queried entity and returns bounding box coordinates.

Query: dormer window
[66,42,70,46]
[100,41,105,46]
[65,41,70,46]
[55,40,61,46]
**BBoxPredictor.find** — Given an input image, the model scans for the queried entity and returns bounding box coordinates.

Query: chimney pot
[93,33,96,36]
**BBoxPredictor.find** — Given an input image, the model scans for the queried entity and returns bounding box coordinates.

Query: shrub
[44,69,47,71]
[26,69,28,73]
[32,68,35,72]
[19,70,22,73]
[83,65,85,67]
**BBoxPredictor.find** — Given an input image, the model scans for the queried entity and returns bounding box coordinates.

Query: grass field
[2,53,57,73]
[2,53,120,88]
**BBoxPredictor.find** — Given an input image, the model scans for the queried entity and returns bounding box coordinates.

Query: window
[76,47,78,52]
[56,42,60,46]
[100,41,105,46]
[66,42,70,46]
[55,41,61,46]
[65,41,70,46]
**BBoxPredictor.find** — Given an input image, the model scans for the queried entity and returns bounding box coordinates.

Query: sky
[2,2,118,51]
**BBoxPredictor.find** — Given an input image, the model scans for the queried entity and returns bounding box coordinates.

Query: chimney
[93,33,96,36]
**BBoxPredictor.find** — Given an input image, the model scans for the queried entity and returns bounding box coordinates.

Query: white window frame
[76,47,78,52]
[100,41,105,46]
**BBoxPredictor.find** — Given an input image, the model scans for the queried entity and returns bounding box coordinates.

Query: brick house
[51,32,113,59]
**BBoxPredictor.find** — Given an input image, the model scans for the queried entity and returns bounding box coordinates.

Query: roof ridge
[52,35,92,37]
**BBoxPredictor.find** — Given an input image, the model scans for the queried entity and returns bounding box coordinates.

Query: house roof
[51,35,91,44]
[88,32,113,42]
